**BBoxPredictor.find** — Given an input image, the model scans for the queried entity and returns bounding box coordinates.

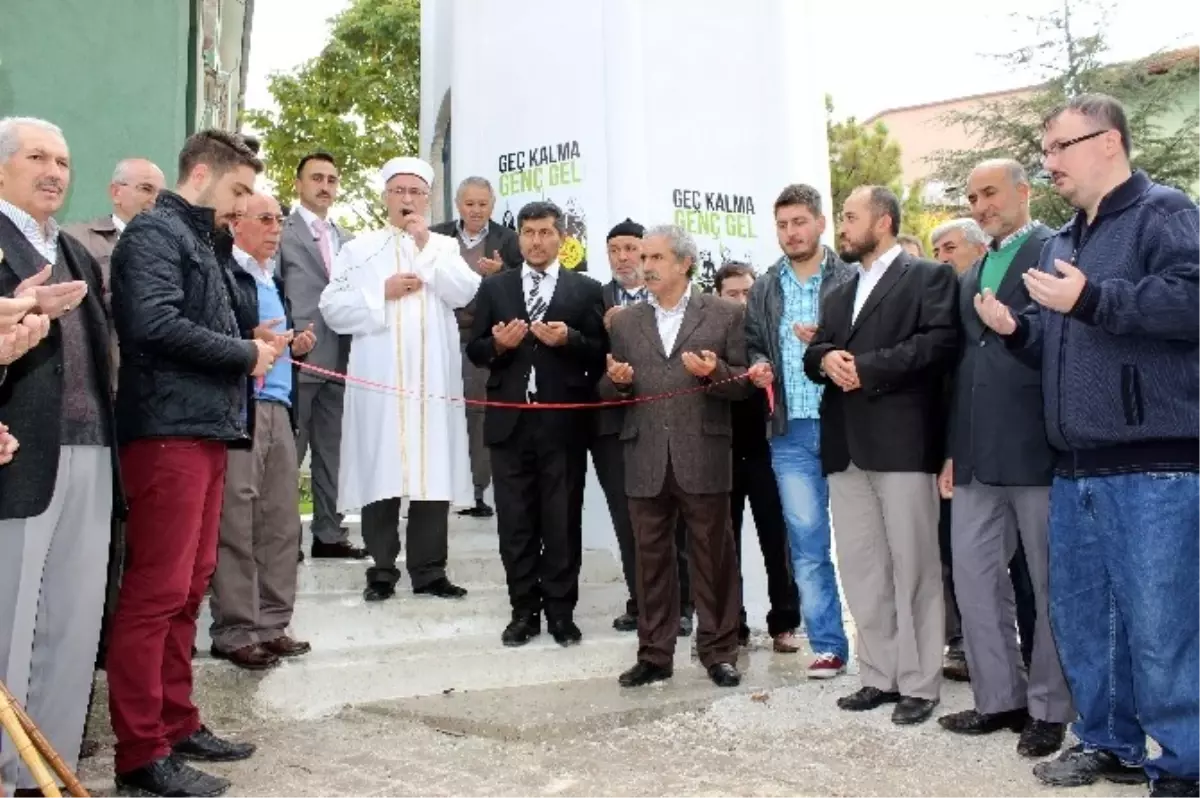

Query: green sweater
[979,228,1033,294]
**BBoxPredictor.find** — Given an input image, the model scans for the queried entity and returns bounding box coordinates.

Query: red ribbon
[291,360,757,410]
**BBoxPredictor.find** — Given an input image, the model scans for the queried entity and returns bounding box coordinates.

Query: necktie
[527,271,548,322]
[313,218,333,275]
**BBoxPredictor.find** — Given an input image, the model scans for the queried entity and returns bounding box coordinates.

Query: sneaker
[807,652,846,679]
[1032,744,1146,787]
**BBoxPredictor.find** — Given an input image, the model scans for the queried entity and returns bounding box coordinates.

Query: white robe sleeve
[319,239,389,336]
[416,239,482,310]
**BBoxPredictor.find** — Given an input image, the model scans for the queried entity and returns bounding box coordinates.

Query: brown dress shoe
[773,631,801,653]
[262,636,312,658]
[210,643,279,671]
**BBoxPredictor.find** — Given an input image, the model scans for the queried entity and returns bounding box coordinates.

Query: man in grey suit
[431,176,522,518]
[600,224,749,689]
[278,151,365,559]
[936,159,1071,758]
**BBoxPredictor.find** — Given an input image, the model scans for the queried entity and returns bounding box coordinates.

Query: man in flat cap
[319,156,481,602]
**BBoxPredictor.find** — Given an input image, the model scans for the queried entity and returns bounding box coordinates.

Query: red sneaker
[807,652,846,679]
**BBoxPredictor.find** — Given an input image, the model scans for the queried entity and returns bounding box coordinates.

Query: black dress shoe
[738,622,751,646]
[943,658,971,682]
[171,726,256,762]
[548,619,583,647]
[1018,719,1067,758]
[612,612,638,632]
[618,660,673,687]
[1151,778,1200,797]
[414,577,468,599]
[938,707,1027,735]
[311,540,368,559]
[501,615,541,647]
[678,615,694,637]
[363,582,396,602]
[116,755,231,797]
[892,696,938,725]
[837,686,902,711]
[457,501,494,518]
[1033,744,1147,787]
[707,662,741,687]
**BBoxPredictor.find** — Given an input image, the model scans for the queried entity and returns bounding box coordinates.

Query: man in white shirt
[320,157,480,603]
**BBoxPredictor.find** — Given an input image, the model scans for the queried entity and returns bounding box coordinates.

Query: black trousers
[939,497,1036,667]
[731,448,801,637]
[590,432,692,616]
[361,498,449,590]
[491,414,587,621]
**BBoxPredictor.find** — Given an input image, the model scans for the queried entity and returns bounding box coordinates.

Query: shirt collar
[296,204,328,234]
[859,243,902,277]
[233,245,275,281]
[112,214,127,234]
[778,249,828,286]
[648,283,693,315]
[992,220,1037,251]
[457,219,489,248]
[0,198,59,255]
[523,260,561,281]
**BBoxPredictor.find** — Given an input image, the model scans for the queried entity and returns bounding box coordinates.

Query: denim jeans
[1049,472,1199,782]
[770,419,849,661]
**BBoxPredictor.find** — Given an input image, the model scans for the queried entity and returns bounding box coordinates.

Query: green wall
[0,0,193,223]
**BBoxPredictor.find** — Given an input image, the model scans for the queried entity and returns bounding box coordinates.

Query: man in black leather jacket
[105,130,282,798]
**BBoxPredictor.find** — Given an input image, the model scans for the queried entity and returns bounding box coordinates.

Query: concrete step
[197,582,631,654]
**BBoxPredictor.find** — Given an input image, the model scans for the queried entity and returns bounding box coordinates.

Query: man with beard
[593,218,693,636]
[803,185,959,725]
[431,176,522,518]
[977,95,1198,796]
[107,129,282,798]
[744,184,853,665]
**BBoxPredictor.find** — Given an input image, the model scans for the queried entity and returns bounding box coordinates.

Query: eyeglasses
[234,212,285,226]
[385,187,429,199]
[1041,129,1111,159]
[116,181,160,195]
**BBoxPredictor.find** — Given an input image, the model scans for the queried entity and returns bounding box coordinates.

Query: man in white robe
[319,157,480,602]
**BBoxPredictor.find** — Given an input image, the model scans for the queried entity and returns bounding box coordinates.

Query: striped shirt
[0,198,59,264]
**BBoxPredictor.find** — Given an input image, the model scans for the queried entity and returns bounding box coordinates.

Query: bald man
[66,158,166,287]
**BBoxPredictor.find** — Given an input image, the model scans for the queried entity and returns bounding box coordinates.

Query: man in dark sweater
[977,94,1198,797]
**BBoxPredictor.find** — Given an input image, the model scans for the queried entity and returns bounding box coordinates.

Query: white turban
[379,156,434,188]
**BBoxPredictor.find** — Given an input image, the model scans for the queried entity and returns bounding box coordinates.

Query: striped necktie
[527,271,548,321]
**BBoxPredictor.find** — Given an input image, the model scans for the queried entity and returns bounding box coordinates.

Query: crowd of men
[0,89,1196,798]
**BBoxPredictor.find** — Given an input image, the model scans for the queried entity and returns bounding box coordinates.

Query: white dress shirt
[851,243,903,324]
[0,198,59,264]
[648,283,692,354]
[522,260,561,395]
[112,214,127,235]
[232,245,275,285]
[297,205,340,254]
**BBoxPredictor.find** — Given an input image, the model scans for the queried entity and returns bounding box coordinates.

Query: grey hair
[931,218,989,248]
[455,176,494,200]
[972,157,1030,188]
[111,157,164,184]
[0,117,65,164]
[644,224,699,275]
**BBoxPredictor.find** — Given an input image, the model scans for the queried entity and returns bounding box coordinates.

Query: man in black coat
[105,129,283,798]
[803,185,959,726]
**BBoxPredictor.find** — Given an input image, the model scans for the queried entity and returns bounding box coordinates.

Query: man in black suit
[592,218,693,636]
[432,176,522,518]
[803,185,959,726]
[936,159,1071,758]
[466,200,605,648]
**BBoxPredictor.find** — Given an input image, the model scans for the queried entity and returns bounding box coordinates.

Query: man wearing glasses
[207,192,317,670]
[320,157,480,603]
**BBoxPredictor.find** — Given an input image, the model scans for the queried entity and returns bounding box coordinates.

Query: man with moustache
[745,184,853,669]
[593,218,693,636]
[937,158,1070,758]
[977,95,1198,796]
[107,129,282,798]
[0,116,116,798]
[931,219,989,276]
[467,201,605,647]
[432,176,522,518]
[278,152,364,560]
[803,185,959,725]
[321,157,479,604]
[600,224,748,688]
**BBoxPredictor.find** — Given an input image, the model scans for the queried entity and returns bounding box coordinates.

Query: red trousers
[106,439,227,774]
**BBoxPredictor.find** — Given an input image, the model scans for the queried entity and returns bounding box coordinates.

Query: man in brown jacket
[599,224,750,689]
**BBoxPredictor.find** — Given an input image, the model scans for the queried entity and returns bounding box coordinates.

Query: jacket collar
[1073,169,1152,228]
[157,190,217,236]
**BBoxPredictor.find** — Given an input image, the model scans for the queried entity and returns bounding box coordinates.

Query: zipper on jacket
[1056,220,1092,450]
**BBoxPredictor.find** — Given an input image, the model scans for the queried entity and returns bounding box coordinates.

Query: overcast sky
[244,0,1197,124]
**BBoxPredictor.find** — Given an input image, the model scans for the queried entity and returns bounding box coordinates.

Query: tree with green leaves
[928,0,1199,227]
[242,0,420,229]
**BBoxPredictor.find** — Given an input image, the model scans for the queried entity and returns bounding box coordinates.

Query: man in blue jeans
[977,94,1198,798]
[745,184,853,678]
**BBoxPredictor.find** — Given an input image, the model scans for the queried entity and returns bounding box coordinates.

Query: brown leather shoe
[262,636,312,658]
[210,643,279,671]
[773,631,801,653]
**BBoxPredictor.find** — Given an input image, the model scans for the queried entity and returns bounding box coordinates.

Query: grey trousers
[829,464,944,701]
[951,480,1074,722]
[296,380,347,544]
[210,402,302,652]
[362,499,449,590]
[460,341,491,502]
[0,446,112,793]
